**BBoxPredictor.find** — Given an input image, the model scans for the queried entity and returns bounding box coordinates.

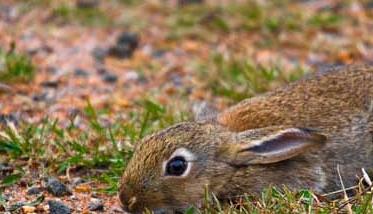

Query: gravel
[46,178,71,197]
[48,200,72,214]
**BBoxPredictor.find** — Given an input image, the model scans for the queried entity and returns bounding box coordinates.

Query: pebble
[27,45,53,56]
[0,163,13,173]
[74,183,91,193]
[46,66,58,74]
[88,198,104,211]
[0,83,12,93]
[96,66,107,75]
[178,0,204,6]
[40,80,59,88]
[74,68,89,77]
[26,186,43,195]
[32,93,48,102]
[102,73,118,83]
[22,205,36,213]
[108,32,139,59]
[48,200,71,214]
[152,49,166,58]
[367,1,373,9]
[71,177,86,186]
[0,114,18,125]
[76,0,99,8]
[124,71,139,81]
[46,177,71,197]
[92,47,107,62]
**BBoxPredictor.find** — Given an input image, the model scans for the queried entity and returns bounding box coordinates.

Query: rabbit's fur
[119,65,373,213]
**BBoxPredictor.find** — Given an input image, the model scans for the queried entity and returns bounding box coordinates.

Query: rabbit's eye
[165,156,187,176]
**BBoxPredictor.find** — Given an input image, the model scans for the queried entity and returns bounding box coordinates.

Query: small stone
[152,49,166,58]
[178,0,204,6]
[46,178,71,197]
[0,163,14,178]
[74,183,91,193]
[2,193,11,201]
[96,66,107,75]
[27,186,42,195]
[71,177,86,186]
[22,205,36,213]
[92,47,107,62]
[108,32,139,59]
[76,0,99,8]
[74,68,89,77]
[0,114,18,125]
[69,195,78,200]
[40,80,59,88]
[48,200,71,214]
[102,73,118,83]
[0,83,12,93]
[27,45,53,56]
[91,192,99,198]
[88,198,104,211]
[32,93,48,102]
[46,66,58,74]
[366,1,373,9]
[124,71,139,81]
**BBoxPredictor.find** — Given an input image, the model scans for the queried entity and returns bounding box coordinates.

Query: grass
[51,3,112,26]
[196,53,306,102]
[0,99,185,195]
[0,46,35,83]
[142,186,373,213]
[164,1,344,42]
[2,74,372,213]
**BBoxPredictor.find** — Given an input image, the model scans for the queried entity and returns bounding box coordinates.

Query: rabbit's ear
[217,128,326,165]
[192,101,218,122]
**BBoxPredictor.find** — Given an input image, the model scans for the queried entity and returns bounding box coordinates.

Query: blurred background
[1,0,372,125]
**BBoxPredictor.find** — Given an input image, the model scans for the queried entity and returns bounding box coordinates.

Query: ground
[0,0,372,213]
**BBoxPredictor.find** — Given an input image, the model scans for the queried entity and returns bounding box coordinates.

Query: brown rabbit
[119,65,373,213]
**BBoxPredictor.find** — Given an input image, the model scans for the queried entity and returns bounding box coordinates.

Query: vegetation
[0,99,185,193]
[51,4,112,26]
[0,46,35,83]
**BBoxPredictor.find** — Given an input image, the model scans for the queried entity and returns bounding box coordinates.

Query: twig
[362,168,372,186]
[337,164,353,214]
[321,185,359,197]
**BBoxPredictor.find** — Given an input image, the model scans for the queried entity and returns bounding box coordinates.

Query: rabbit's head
[119,122,326,213]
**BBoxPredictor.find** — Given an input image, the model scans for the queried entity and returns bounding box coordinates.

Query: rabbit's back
[218,65,373,133]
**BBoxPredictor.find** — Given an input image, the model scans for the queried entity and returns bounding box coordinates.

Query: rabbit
[119,64,373,213]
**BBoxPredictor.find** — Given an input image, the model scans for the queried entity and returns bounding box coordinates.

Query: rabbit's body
[219,64,373,132]
[218,64,373,194]
[119,65,373,213]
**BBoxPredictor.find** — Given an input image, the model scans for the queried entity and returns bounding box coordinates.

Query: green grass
[1,63,371,213]
[143,186,373,213]
[197,53,306,102]
[0,47,35,83]
[0,99,185,195]
[165,0,344,42]
[308,12,343,30]
[51,4,112,26]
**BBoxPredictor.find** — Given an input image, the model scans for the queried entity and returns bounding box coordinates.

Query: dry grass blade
[362,168,372,187]
[321,185,359,197]
[337,164,353,214]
